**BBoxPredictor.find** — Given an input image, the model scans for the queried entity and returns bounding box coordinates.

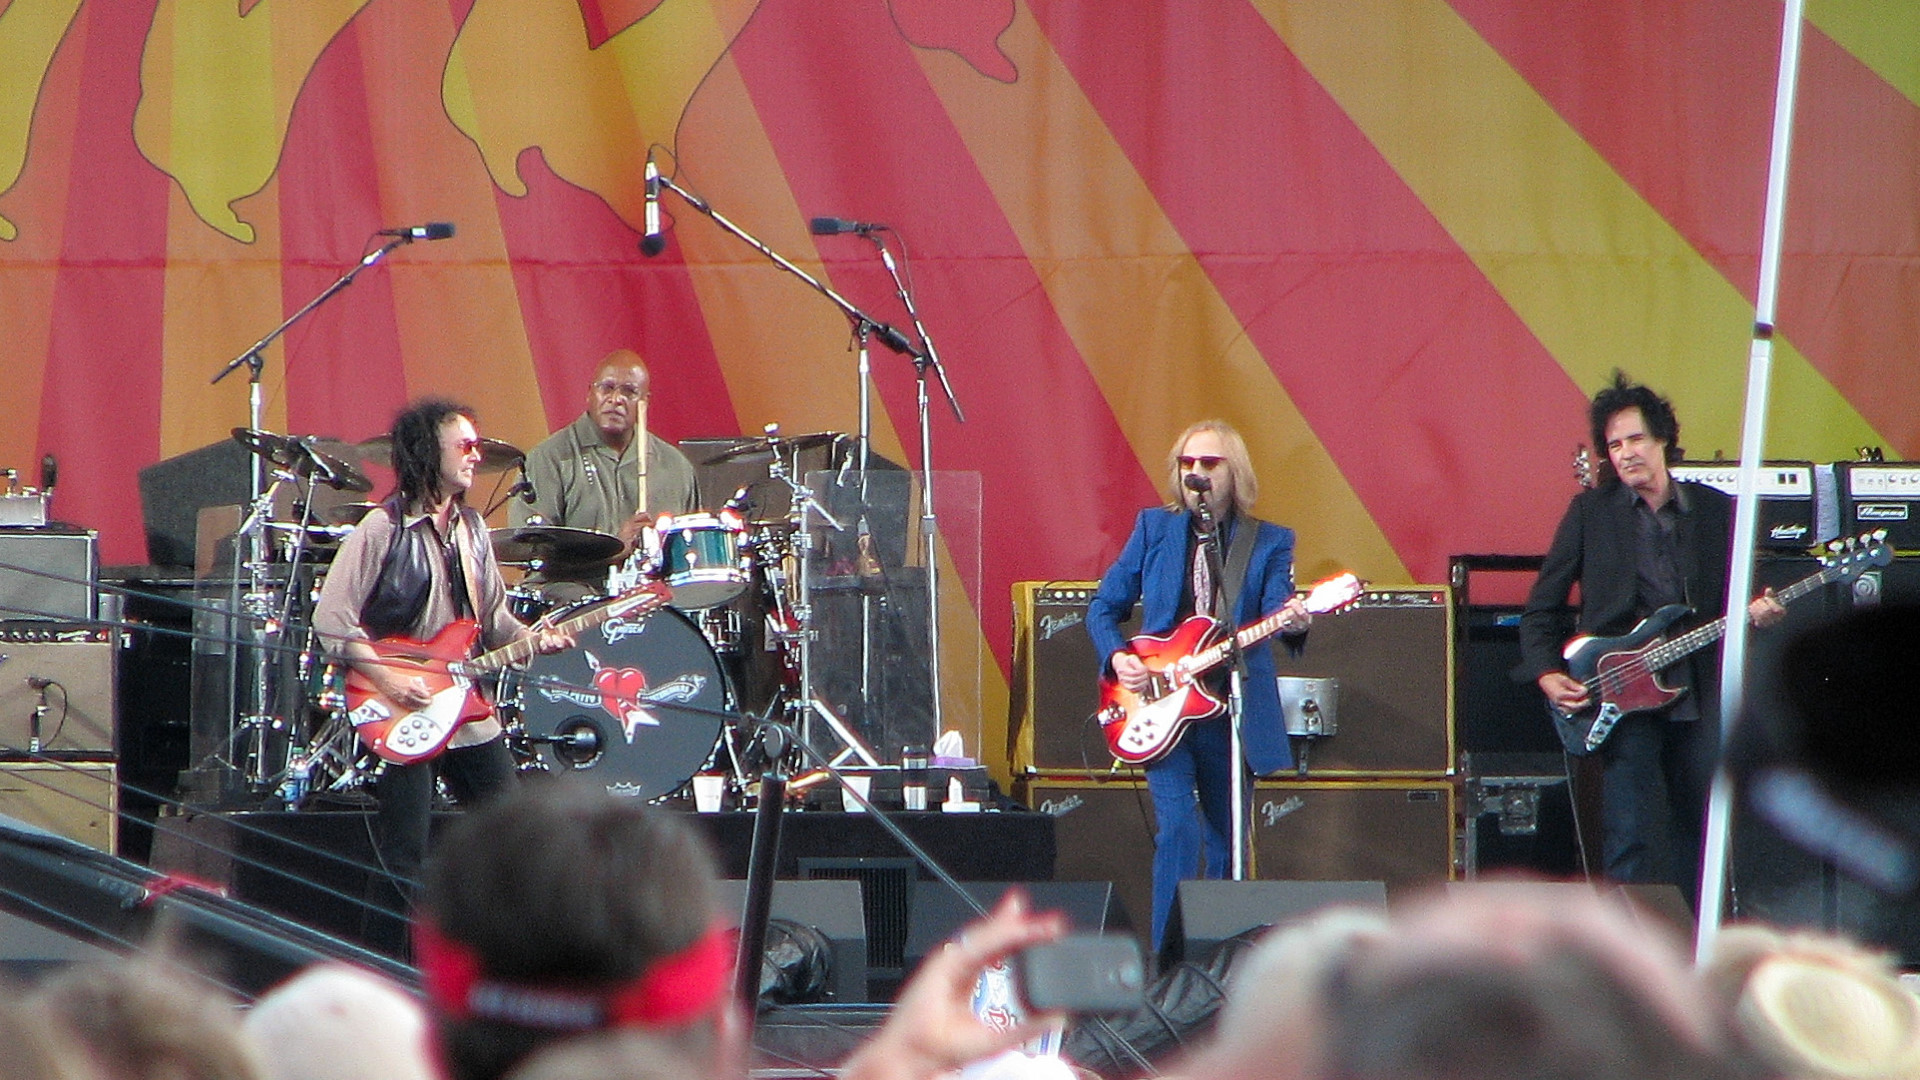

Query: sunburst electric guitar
[1095,572,1364,765]
[343,582,670,764]
[1550,531,1890,755]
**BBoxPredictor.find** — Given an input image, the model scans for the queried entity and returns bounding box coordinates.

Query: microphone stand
[207,233,418,802]
[1191,490,1252,880]
[653,176,921,749]
[863,230,965,741]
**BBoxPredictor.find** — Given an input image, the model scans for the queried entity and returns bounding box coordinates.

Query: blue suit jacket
[1087,506,1298,775]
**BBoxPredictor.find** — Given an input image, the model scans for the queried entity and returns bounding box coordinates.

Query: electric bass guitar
[343,582,670,764]
[1551,531,1890,755]
[1095,572,1364,765]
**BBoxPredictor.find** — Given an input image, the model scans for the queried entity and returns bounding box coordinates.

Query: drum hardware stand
[210,226,435,804]
[763,434,880,769]
[648,173,922,745]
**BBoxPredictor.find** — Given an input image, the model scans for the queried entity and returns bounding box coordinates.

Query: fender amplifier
[1011,582,1134,775]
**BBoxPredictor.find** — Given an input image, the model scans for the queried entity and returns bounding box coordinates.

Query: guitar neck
[461,599,646,676]
[1190,610,1292,677]
[1642,563,1834,669]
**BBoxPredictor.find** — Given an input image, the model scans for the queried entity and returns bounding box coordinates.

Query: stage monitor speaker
[0,763,116,852]
[1010,582,1136,774]
[0,626,115,755]
[1277,587,1453,775]
[1251,780,1456,886]
[0,530,96,622]
[716,878,869,1003]
[1161,879,1386,967]
[902,881,1126,977]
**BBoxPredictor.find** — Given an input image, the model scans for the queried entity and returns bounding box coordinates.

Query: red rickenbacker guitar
[1095,572,1364,765]
[344,582,670,764]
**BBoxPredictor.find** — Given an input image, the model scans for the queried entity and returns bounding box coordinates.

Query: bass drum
[516,603,728,799]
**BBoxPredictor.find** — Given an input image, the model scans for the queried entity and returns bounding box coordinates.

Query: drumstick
[635,393,649,516]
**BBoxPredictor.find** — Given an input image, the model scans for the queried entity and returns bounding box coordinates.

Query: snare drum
[655,512,747,609]
[514,603,727,800]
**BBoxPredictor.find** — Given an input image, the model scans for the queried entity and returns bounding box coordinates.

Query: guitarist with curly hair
[314,399,574,949]
[1519,373,1783,907]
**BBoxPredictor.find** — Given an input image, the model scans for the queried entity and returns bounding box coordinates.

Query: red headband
[415,920,735,1030]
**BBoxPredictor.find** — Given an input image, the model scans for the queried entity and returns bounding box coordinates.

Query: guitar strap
[1218,515,1262,624]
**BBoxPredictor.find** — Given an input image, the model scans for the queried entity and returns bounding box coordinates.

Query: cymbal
[325,502,380,526]
[355,433,526,473]
[489,525,624,567]
[231,428,374,493]
[263,521,355,542]
[706,431,844,465]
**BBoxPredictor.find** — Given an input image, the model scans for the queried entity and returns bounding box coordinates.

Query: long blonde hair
[1164,419,1258,517]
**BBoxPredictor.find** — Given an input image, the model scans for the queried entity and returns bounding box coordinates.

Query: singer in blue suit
[1087,420,1312,951]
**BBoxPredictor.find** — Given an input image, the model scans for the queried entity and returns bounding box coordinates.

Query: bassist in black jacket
[1518,372,1782,906]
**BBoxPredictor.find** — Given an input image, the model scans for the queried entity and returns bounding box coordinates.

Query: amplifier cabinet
[1014,583,1455,777]
[1011,582,1133,774]
[1277,586,1454,776]
[1837,462,1920,553]
[0,761,116,852]
[0,625,115,754]
[0,529,96,622]
[1672,462,1831,550]
[1021,776,1457,952]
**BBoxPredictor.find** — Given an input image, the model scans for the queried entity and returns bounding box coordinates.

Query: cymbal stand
[230,468,302,797]
[209,230,420,802]
[863,229,966,740]
[764,435,880,768]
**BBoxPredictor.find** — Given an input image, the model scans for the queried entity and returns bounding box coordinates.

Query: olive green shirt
[510,412,701,590]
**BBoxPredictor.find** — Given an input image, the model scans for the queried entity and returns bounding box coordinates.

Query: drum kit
[217,423,871,810]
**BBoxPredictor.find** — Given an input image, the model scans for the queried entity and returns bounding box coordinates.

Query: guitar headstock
[1573,445,1597,490]
[604,580,672,618]
[1303,571,1365,615]
[1821,529,1894,581]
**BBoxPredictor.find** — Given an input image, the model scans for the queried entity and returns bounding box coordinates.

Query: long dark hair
[386,398,476,511]
[1588,371,1682,487]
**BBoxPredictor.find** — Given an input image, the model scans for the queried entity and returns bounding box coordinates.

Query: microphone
[809,217,886,236]
[641,154,665,257]
[39,454,55,492]
[27,677,52,690]
[1183,474,1212,494]
[509,476,537,504]
[28,677,49,753]
[376,222,455,241]
[722,486,752,514]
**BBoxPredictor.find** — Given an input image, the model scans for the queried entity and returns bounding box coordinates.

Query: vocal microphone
[641,153,665,257]
[510,476,538,504]
[376,222,456,241]
[26,677,52,690]
[1183,474,1213,494]
[809,217,886,236]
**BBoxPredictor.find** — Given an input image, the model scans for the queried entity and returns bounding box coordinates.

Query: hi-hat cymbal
[231,428,374,493]
[489,525,624,567]
[706,431,843,465]
[355,433,526,473]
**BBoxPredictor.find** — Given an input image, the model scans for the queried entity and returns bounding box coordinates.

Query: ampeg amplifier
[1836,462,1920,553]
[0,624,116,755]
[1672,462,1832,550]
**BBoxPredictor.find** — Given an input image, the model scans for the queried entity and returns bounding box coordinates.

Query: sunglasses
[453,437,485,455]
[1178,455,1226,470]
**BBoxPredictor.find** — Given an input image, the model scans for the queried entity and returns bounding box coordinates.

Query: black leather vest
[359,501,478,639]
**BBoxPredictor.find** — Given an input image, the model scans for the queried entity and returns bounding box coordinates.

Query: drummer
[512,349,702,601]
